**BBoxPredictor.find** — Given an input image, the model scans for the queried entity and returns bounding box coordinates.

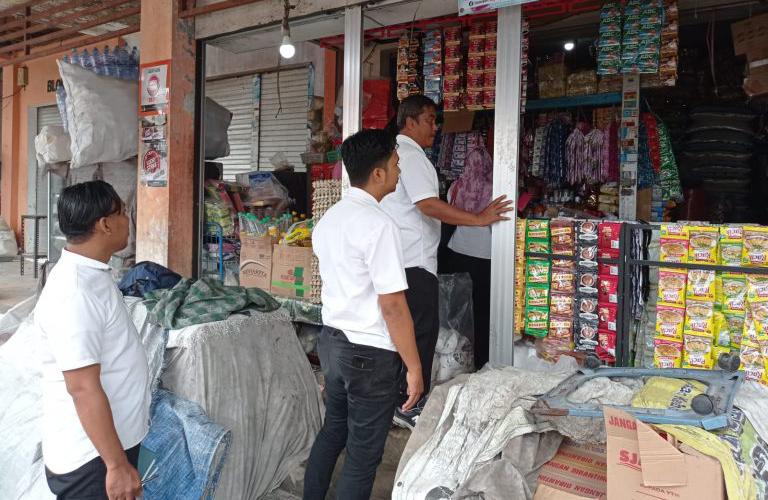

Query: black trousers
[304,327,402,500]
[404,267,440,396]
[45,445,140,500]
[439,248,492,368]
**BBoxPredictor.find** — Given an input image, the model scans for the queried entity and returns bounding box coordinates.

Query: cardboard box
[271,244,313,299]
[604,408,725,500]
[239,235,274,290]
[732,13,768,96]
[536,440,607,499]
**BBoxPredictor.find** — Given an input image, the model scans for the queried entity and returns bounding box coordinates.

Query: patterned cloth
[145,278,280,330]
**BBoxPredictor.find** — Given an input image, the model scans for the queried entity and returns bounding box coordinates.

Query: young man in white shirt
[381,95,513,429]
[304,129,423,500]
[36,180,150,500]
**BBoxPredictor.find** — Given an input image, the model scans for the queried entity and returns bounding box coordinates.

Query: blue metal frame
[526,92,622,111]
[204,222,225,282]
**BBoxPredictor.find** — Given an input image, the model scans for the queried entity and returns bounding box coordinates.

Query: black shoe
[393,396,427,431]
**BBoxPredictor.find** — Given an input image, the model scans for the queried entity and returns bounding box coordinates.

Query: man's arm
[63,365,141,500]
[379,291,423,411]
[416,195,514,226]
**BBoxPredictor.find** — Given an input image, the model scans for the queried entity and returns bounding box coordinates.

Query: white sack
[205,97,232,160]
[34,126,71,164]
[58,60,138,168]
[0,216,17,259]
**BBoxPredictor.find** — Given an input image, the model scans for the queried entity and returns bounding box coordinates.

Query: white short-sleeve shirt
[381,134,441,276]
[447,189,492,260]
[35,249,150,474]
[313,187,408,351]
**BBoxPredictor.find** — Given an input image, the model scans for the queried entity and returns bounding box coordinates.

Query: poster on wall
[140,139,168,187]
[140,60,170,115]
[458,0,537,15]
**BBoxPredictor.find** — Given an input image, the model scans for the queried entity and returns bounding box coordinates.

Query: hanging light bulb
[564,40,575,51]
[279,1,295,59]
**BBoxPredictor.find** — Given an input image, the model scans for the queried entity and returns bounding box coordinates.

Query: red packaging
[598,330,616,359]
[443,77,462,93]
[550,293,575,317]
[486,20,498,34]
[445,45,462,60]
[467,56,485,71]
[469,22,485,37]
[469,37,485,53]
[443,94,461,111]
[445,60,462,75]
[467,71,484,89]
[551,269,576,294]
[598,275,619,304]
[598,304,618,332]
[466,89,483,109]
[444,26,462,43]
[598,221,622,251]
[599,248,620,260]
[483,88,495,108]
[484,70,497,88]
[485,52,497,69]
[485,34,497,52]
[599,263,619,277]
[549,316,575,340]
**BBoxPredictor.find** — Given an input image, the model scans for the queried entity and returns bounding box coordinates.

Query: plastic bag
[204,97,232,160]
[244,172,290,214]
[34,125,71,164]
[432,273,475,384]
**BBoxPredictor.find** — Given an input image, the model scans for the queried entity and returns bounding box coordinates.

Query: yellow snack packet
[660,223,689,239]
[655,305,685,341]
[686,269,716,302]
[684,300,715,336]
[720,225,744,266]
[683,333,714,369]
[654,338,683,368]
[657,268,687,307]
[720,273,747,314]
[742,226,768,267]
[746,274,768,303]
[688,225,719,264]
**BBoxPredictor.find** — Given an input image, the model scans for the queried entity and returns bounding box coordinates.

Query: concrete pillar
[136,0,196,276]
[1,66,22,236]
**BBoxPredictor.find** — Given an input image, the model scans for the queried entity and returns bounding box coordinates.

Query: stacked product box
[524,220,551,338]
[575,221,600,352]
[466,21,486,110]
[423,29,443,104]
[397,33,422,101]
[520,18,529,113]
[443,26,464,111]
[597,3,622,75]
[597,222,622,362]
[660,0,679,85]
[621,0,663,74]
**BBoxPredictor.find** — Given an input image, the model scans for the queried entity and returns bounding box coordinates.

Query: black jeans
[304,327,402,500]
[45,445,140,499]
[404,267,440,396]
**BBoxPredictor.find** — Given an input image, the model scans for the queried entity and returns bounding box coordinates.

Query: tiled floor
[0,259,38,313]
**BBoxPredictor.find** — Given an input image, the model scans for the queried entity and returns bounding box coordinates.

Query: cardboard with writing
[239,235,274,290]
[271,244,313,299]
[604,407,725,500]
[536,439,607,499]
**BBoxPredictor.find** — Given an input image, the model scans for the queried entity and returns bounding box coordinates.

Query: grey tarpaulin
[161,311,323,499]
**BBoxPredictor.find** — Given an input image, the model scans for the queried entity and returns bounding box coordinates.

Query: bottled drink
[116,44,129,79]
[81,48,93,71]
[91,47,102,75]
[70,48,80,66]
[103,45,115,76]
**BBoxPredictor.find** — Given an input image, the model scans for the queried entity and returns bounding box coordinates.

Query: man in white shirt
[36,180,149,500]
[304,129,422,500]
[381,95,513,429]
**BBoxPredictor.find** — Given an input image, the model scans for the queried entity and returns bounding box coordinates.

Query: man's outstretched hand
[477,195,514,226]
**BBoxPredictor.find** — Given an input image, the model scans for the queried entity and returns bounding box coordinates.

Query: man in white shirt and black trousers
[36,180,150,500]
[381,95,513,429]
[304,129,423,500]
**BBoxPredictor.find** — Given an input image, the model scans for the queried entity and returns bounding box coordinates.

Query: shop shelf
[526,92,622,111]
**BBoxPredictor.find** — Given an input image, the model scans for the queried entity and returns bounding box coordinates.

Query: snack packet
[686,269,716,302]
[720,273,747,314]
[526,259,551,284]
[684,300,715,336]
[742,226,768,267]
[660,223,689,263]
[525,306,549,337]
[654,338,683,368]
[720,225,744,266]
[525,284,550,307]
[687,225,719,264]
[658,268,687,307]
[655,305,685,340]
[550,293,574,317]
[683,333,714,370]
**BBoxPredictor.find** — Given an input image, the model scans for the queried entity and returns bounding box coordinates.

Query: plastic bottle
[102,46,112,76]
[91,47,102,75]
[62,54,70,64]
[81,48,93,71]
[116,44,129,79]
[70,48,80,66]
[129,46,139,79]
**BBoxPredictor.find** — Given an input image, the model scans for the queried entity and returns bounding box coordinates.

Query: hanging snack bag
[720,225,744,266]
[740,339,765,382]
[683,333,714,370]
[549,316,574,340]
[713,311,730,348]
[598,275,619,304]
[599,262,620,277]
[526,219,550,240]
[747,274,768,304]
[655,305,685,341]
[550,293,574,318]
[712,346,731,367]
[576,316,599,351]
[654,338,683,368]
[552,258,576,272]
[598,303,618,332]
[658,268,687,307]
[578,244,599,268]
[525,284,550,307]
[550,219,575,255]
[742,226,768,267]
[659,223,689,263]
[684,300,715,336]
[725,312,745,348]
[598,221,622,255]
[721,273,747,314]
[578,271,599,295]
[687,225,719,265]
[576,220,599,242]
[598,330,616,358]
[525,306,549,338]
[551,268,576,294]
[686,269,716,302]
[526,259,551,284]
[578,296,599,320]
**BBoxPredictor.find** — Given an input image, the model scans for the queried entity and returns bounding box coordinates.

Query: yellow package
[658,268,687,307]
[655,305,685,341]
[686,269,716,302]
[720,273,747,314]
[720,225,744,266]
[742,226,768,267]
[660,223,689,239]
[712,345,730,367]
[746,274,768,303]
[713,311,730,347]
[684,300,715,336]
[654,338,683,368]
[743,307,760,344]
[683,333,714,369]
[724,312,745,346]
[752,301,768,339]
[688,226,719,264]
[630,376,706,410]
[739,338,764,373]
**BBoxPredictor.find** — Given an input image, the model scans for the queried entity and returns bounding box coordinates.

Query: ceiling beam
[0,3,139,56]
[1,23,138,66]
[0,0,47,20]
[179,0,261,19]
[0,0,108,43]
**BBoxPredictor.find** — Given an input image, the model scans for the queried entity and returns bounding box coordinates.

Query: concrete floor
[0,259,38,313]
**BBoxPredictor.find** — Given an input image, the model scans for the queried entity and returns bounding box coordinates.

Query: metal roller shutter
[259,67,310,172]
[205,75,258,180]
[38,105,63,129]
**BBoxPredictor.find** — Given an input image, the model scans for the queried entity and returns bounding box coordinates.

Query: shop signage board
[619,74,640,220]
[459,0,537,15]
[140,60,170,115]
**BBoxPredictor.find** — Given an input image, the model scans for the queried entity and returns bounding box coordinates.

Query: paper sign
[140,140,168,187]
[140,61,170,115]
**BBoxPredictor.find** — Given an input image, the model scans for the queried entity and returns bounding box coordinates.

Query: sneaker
[393,396,428,431]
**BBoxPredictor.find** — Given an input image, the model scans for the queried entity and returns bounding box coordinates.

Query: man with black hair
[35,180,149,500]
[381,95,513,429]
[304,129,422,500]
